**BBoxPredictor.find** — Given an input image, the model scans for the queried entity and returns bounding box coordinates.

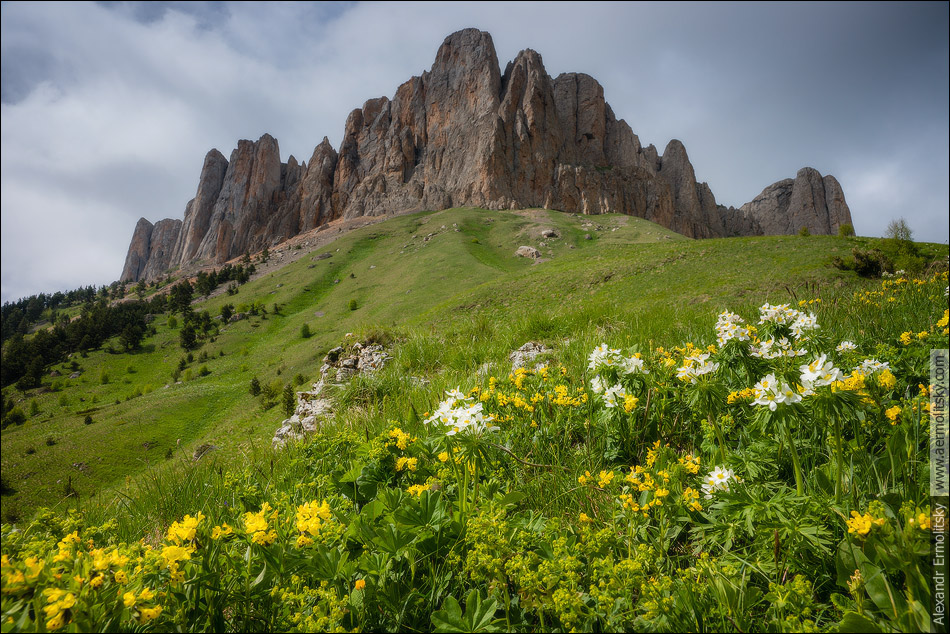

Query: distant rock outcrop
[121,28,854,282]
[736,168,852,235]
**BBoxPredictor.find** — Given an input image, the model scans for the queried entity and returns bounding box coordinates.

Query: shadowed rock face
[121,28,853,282]
[120,218,154,282]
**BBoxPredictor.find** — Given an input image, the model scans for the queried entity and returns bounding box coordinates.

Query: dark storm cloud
[1,1,947,302]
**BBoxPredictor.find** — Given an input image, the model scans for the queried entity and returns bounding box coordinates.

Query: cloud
[2,1,947,301]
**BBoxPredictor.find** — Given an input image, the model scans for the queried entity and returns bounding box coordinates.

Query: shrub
[832,247,891,278]
[348,299,358,311]
[45,436,56,446]
[838,223,855,237]
[798,226,811,237]
[199,365,211,377]
[84,415,94,425]
[100,371,110,385]
[885,217,913,242]
[300,323,312,339]
[249,377,261,396]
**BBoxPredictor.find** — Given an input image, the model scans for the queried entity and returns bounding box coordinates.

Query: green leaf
[836,612,883,633]
[431,591,501,633]
[432,595,466,633]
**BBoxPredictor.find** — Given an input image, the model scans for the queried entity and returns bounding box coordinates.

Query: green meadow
[1,207,947,632]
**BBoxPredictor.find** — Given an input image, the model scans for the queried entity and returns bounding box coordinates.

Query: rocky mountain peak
[120,28,854,282]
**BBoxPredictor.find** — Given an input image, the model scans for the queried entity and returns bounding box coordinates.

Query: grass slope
[0,207,944,521]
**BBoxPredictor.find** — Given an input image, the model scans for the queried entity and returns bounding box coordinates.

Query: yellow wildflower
[682,488,702,512]
[899,331,913,345]
[885,406,901,423]
[438,451,449,462]
[167,512,205,544]
[355,579,366,591]
[139,606,163,621]
[878,369,896,390]
[847,511,886,538]
[597,470,615,488]
[211,523,233,540]
[123,591,137,607]
[623,394,638,413]
[407,484,428,496]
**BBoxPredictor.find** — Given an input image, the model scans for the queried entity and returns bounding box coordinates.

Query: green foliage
[300,323,311,339]
[348,298,358,311]
[833,247,891,278]
[838,223,855,237]
[249,377,261,396]
[798,225,811,237]
[283,383,296,417]
[179,323,198,350]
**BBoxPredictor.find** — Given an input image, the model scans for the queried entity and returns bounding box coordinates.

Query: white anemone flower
[856,358,889,374]
[619,355,649,375]
[702,466,736,499]
[799,354,843,387]
[590,374,607,394]
[588,344,621,371]
[425,390,498,436]
[603,383,628,408]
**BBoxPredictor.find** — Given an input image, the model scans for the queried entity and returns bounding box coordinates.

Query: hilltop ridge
[121,28,853,282]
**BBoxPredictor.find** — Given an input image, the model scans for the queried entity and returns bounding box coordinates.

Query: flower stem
[833,417,844,503]
[781,417,804,496]
[709,413,728,463]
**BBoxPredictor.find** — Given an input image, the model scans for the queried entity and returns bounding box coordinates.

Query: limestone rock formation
[120,218,153,283]
[140,219,182,281]
[171,149,229,267]
[121,28,854,282]
[737,168,853,236]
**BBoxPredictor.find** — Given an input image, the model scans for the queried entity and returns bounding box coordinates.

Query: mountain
[120,28,853,282]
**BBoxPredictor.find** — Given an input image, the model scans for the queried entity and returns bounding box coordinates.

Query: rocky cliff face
[122,28,854,282]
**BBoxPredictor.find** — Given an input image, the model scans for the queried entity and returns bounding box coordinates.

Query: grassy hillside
[1,207,947,632]
[0,208,944,521]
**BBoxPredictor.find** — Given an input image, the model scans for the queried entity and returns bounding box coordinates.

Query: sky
[1,1,947,302]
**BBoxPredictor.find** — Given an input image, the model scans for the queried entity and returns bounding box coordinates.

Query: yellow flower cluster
[295,500,333,546]
[885,405,902,424]
[211,523,233,540]
[395,456,418,471]
[677,454,701,474]
[682,487,702,512]
[42,588,76,630]
[877,369,897,390]
[244,502,278,546]
[597,470,615,488]
[727,388,755,404]
[846,510,886,537]
[388,427,414,450]
[167,512,204,544]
